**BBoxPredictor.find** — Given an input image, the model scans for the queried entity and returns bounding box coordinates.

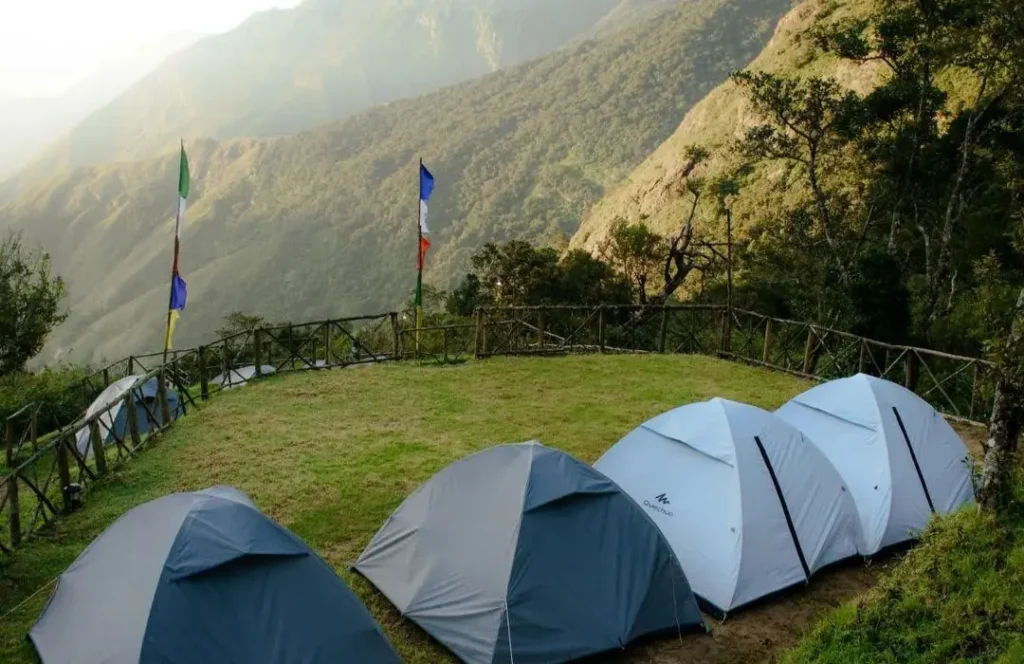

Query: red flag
[417,236,432,270]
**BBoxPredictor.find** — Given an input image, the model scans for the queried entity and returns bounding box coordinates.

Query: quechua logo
[643,493,673,517]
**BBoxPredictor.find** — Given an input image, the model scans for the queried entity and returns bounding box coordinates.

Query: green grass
[0,354,809,663]
[784,491,1024,664]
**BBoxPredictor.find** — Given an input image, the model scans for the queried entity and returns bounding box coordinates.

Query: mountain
[8,0,677,191]
[0,0,793,366]
[0,32,202,179]
[569,0,882,253]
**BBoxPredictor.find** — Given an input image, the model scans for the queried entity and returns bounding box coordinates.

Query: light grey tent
[355,441,705,664]
[595,399,862,613]
[210,365,277,389]
[776,374,975,554]
[74,376,182,456]
[30,486,401,664]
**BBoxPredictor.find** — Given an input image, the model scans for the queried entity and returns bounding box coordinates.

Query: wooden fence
[0,305,995,555]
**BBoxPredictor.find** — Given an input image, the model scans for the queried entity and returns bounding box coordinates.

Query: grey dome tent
[74,376,182,456]
[776,374,975,555]
[30,486,401,664]
[595,399,862,613]
[211,364,277,390]
[355,441,704,664]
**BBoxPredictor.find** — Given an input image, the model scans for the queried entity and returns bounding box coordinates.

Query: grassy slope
[0,355,811,663]
[785,489,1024,664]
[570,0,883,253]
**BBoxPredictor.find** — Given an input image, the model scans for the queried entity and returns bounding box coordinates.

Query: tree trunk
[979,285,1024,511]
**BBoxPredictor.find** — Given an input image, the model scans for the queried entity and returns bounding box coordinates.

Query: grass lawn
[0,354,960,663]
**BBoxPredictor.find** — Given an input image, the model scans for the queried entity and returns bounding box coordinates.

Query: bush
[0,367,91,439]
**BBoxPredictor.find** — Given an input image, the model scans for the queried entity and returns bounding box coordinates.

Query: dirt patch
[953,421,987,460]
[598,562,886,664]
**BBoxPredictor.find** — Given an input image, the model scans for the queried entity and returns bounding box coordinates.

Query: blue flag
[419,163,435,234]
[420,164,435,202]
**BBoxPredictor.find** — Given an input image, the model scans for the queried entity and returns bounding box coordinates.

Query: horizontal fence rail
[0,305,995,556]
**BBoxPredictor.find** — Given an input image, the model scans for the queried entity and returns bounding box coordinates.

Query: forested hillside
[573,0,1024,359]
[570,0,880,252]
[0,0,793,365]
[6,0,674,191]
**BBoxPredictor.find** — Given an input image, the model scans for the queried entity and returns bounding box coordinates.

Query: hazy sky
[0,0,302,98]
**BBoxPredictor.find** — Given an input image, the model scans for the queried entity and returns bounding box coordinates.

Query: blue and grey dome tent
[30,486,401,664]
[74,376,182,456]
[596,399,861,614]
[355,441,704,664]
[776,374,975,555]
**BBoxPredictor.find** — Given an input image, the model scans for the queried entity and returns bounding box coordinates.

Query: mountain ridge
[2,0,794,365]
[5,0,676,195]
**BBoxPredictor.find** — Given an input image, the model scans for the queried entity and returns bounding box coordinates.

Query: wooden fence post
[905,352,920,392]
[56,436,73,514]
[254,329,264,377]
[390,313,400,360]
[481,310,489,357]
[4,418,12,464]
[718,309,731,354]
[537,309,546,352]
[5,425,20,547]
[125,393,142,450]
[6,475,20,548]
[763,318,774,365]
[598,306,606,354]
[474,309,483,359]
[802,327,817,375]
[157,372,172,428]
[199,346,210,401]
[858,340,867,375]
[127,356,134,375]
[324,322,333,366]
[103,368,110,387]
[659,307,669,353]
[89,419,107,476]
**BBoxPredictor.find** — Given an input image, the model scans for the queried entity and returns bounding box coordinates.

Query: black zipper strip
[753,435,811,580]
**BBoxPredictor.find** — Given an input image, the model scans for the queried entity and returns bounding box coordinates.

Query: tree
[733,71,865,286]
[979,284,1024,511]
[812,0,1024,338]
[600,218,665,304]
[0,232,67,375]
[557,250,632,305]
[469,241,561,306]
[216,311,268,338]
[447,274,484,317]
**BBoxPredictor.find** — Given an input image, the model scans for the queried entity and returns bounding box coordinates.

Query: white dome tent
[776,374,975,555]
[74,376,182,456]
[210,365,277,390]
[595,398,861,614]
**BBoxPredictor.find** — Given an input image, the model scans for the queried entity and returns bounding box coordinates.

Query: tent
[211,365,277,389]
[595,398,861,613]
[30,486,401,664]
[776,374,975,555]
[74,376,182,456]
[355,441,704,664]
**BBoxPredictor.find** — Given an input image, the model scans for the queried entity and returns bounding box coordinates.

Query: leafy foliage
[601,218,667,303]
[449,240,631,311]
[0,366,89,438]
[0,232,67,375]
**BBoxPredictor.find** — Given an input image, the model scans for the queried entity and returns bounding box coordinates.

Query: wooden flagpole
[161,139,184,365]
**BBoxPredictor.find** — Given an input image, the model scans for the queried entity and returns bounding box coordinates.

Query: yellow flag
[165,310,181,351]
